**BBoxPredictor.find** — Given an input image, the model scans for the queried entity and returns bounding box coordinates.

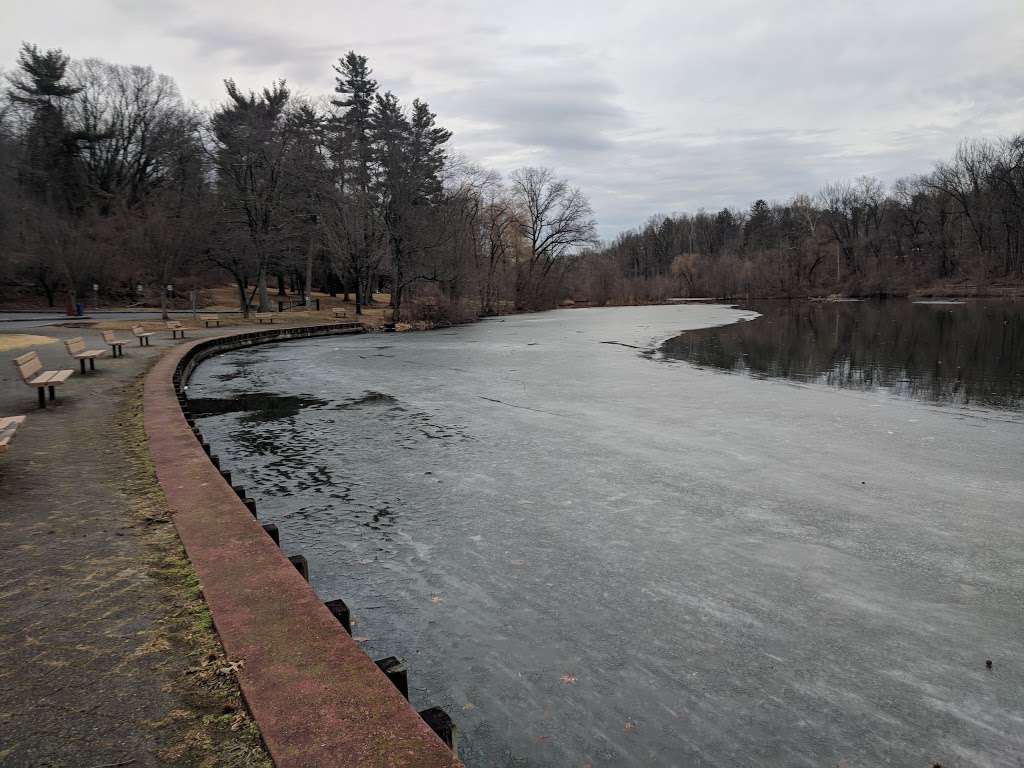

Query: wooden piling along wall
[148,323,462,768]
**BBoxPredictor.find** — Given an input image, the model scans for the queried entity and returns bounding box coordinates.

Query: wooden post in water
[324,598,351,634]
[419,707,457,752]
[374,656,408,699]
[261,523,280,545]
[287,554,309,581]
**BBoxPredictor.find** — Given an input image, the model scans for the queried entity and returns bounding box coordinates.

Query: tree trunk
[277,273,286,296]
[390,242,402,321]
[304,238,315,307]
[40,279,55,307]
[391,282,402,323]
[236,277,249,318]
[257,266,271,312]
[354,270,363,316]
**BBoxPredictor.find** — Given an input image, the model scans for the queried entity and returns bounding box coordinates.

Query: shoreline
[145,323,462,768]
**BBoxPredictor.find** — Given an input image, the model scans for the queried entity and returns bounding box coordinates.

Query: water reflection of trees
[661,301,1024,409]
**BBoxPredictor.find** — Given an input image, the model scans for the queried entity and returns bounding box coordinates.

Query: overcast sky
[4,0,1022,239]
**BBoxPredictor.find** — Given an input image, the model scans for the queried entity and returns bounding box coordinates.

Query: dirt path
[0,326,270,767]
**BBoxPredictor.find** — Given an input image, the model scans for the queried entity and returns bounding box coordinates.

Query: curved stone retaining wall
[144,324,462,768]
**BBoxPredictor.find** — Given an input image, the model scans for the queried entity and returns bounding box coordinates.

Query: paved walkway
[0,325,269,767]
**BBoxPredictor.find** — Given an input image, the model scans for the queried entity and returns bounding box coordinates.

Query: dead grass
[118,376,272,768]
[0,334,59,352]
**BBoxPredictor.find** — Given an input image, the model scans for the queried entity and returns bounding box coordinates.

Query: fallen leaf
[462,702,475,711]
[352,636,369,642]
[431,595,443,604]
[624,720,638,733]
[560,674,577,685]
[532,735,551,744]
[217,659,245,676]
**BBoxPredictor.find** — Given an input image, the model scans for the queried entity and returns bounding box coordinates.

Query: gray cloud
[4,0,1021,240]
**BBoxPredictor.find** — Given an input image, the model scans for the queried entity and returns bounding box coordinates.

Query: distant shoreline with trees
[2,42,1021,323]
[571,137,1024,304]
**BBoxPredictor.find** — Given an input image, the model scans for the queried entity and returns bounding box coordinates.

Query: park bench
[63,336,107,373]
[255,312,276,324]
[199,313,222,327]
[0,416,26,454]
[101,330,129,357]
[166,320,187,339]
[332,307,348,319]
[13,350,74,408]
[132,325,154,346]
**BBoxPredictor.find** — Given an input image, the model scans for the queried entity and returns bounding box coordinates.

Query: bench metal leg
[79,359,86,374]
[38,387,46,408]
[89,358,95,371]
[48,385,55,401]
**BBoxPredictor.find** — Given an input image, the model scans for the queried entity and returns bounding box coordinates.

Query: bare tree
[510,167,597,309]
[70,60,194,211]
[928,139,998,275]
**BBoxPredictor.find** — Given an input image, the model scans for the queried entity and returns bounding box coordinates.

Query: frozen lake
[188,304,1024,767]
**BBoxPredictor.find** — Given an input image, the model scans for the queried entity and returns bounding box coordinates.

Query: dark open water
[661,299,1024,410]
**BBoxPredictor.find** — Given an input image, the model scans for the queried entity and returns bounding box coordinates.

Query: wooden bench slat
[12,350,74,406]
[0,416,26,453]
[30,370,72,386]
[0,415,27,451]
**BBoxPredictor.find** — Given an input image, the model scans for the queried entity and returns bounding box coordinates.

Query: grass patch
[118,375,272,768]
[0,333,58,352]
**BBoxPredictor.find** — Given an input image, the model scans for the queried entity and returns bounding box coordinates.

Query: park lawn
[0,334,59,352]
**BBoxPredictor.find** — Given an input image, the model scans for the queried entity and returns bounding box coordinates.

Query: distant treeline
[574,136,1024,302]
[0,43,598,319]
